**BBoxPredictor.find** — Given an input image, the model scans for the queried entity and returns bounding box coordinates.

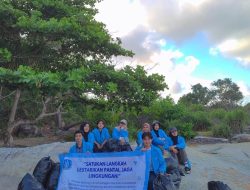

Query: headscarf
[169,127,178,145]
[152,120,160,137]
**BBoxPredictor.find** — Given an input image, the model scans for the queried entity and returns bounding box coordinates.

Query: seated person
[112,119,130,145]
[92,119,110,152]
[136,122,151,147]
[80,121,95,152]
[69,130,91,153]
[112,119,132,151]
[168,127,191,174]
[135,132,166,190]
[151,120,172,154]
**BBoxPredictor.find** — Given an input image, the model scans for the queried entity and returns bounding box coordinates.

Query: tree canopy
[0,0,167,146]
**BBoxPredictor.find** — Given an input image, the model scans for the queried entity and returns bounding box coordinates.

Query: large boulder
[232,134,250,143]
[190,136,228,144]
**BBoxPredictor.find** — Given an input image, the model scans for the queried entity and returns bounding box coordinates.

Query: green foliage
[0,48,12,62]
[178,83,212,106]
[191,111,211,131]
[224,109,247,134]
[168,120,196,140]
[179,78,243,110]
[0,0,133,70]
[212,123,231,138]
[210,78,243,109]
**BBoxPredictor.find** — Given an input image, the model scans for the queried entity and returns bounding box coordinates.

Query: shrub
[212,124,231,138]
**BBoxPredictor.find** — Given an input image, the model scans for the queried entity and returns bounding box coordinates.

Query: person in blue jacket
[151,120,172,154]
[112,119,132,151]
[136,132,166,190]
[69,130,91,153]
[136,122,151,147]
[168,127,191,174]
[80,121,95,152]
[92,119,110,152]
[112,119,129,144]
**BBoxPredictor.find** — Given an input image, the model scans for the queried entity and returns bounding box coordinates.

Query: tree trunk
[0,86,2,98]
[4,89,21,147]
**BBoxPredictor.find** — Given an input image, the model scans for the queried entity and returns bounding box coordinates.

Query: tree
[210,78,243,110]
[0,0,167,146]
[178,83,212,105]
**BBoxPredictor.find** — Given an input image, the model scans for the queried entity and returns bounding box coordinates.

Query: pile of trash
[18,157,60,190]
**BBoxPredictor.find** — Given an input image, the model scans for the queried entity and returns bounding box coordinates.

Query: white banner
[57,151,149,190]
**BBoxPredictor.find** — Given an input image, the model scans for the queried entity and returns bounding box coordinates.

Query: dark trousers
[171,148,188,165]
[93,143,108,153]
[148,171,156,190]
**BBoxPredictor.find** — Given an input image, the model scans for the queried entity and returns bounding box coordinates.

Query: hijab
[169,132,178,145]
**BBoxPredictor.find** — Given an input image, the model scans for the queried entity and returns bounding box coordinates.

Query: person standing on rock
[80,121,95,152]
[168,127,191,174]
[136,122,151,147]
[92,119,110,152]
[135,132,166,190]
[69,130,91,153]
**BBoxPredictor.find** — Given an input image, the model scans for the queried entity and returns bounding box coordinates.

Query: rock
[190,136,229,144]
[14,125,41,138]
[244,126,250,134]
[232,134,250,143]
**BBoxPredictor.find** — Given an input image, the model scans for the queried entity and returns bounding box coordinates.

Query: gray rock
[190,136,229,144]
[232,134,250,143]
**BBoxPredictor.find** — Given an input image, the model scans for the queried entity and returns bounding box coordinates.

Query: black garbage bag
[106,139,121,152]
[168,168,181,189]
[33,156,54,187]
[153,174,176,190]
[18,173,45,190]
[165,156,178,173]
[120,143,132,152]
[208,181,232,190]
[46,162,60,190]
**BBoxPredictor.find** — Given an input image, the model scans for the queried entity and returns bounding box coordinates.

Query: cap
[152,120,160,126]
[169,127,177,132]
[120,119,127,125]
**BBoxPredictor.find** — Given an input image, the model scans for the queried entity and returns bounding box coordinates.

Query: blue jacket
[69,141,90,153]
[170,136,186,149]
[82,132,95,152]
[92,127,110,144]
[112,127,129,143]
[136,131,143,146]
[151,129,173,150]
[135,145,166,174]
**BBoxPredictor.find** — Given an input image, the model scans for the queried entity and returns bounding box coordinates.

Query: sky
[95,0,250,104]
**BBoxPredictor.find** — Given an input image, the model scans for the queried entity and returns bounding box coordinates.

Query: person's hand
[172,148,178,154]
[120,138,125,145]
[163,150,168,155]
[169,146,175,151]
[97,144,101,149]
[101,143,104,147]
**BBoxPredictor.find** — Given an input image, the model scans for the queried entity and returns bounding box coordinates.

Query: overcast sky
[95,0,250,104]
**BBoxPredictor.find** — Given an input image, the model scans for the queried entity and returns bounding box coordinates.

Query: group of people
[69,119,191,190]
